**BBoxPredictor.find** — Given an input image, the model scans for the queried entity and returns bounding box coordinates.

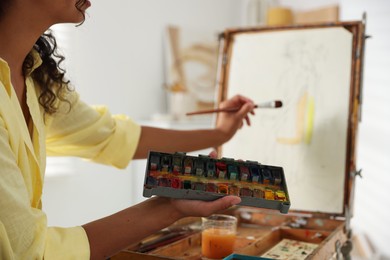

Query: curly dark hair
[20,0,87,115]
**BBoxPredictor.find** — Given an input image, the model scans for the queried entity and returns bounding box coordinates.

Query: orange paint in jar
[202,228,236,259]
[201,214,237,259]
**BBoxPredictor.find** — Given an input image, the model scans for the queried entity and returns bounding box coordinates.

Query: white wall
[54,0,244,119]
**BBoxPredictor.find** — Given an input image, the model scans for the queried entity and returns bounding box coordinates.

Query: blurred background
[42,0,390,259]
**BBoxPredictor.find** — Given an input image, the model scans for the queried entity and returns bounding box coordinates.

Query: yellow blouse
[0,53,141,259]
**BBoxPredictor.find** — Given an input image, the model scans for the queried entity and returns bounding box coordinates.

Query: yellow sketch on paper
[304,97,315,144]
[277,91,315,145]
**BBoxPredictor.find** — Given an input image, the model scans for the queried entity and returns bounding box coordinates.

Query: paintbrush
[186,100,283,116]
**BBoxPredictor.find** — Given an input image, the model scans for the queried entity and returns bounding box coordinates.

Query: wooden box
[113,17,367,260]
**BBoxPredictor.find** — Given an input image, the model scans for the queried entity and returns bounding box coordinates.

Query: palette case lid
[216,18,367,219]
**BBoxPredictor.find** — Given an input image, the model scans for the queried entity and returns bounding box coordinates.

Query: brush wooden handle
[185,106,241,116]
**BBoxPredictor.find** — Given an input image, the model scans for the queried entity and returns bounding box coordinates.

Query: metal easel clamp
[340,207,353,260]
[350,168,363,178]
[344,207,352,237]
[341,236,353,260]
[339,169,362,259]
[358,12,369,122]
[334,240,342,260]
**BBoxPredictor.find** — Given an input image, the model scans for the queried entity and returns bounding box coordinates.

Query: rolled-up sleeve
[46,91,141,168]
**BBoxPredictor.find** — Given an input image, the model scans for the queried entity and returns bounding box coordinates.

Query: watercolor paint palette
[143,151,291,213]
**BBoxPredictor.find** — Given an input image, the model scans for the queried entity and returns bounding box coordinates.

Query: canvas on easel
[218,26,353,214]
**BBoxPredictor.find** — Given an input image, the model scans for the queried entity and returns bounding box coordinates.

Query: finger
[244,116,251,126]
[208,150,218,158]
[236,103,255,119]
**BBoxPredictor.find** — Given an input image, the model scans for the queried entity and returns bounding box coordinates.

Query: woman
[0,0,256,259]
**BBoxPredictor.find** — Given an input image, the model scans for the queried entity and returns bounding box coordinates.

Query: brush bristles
[275,100,283,108]
[257,100,283,108]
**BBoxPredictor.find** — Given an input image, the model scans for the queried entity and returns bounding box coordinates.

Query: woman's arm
[134,95,255,158]
[82,196,241,260]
